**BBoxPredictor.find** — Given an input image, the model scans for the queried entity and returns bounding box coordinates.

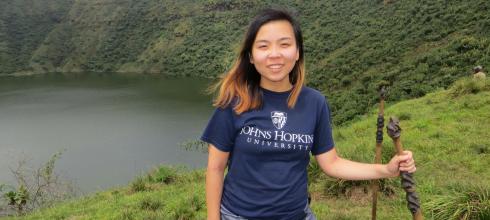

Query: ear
[249,53,254,64]
[295,49,299,61]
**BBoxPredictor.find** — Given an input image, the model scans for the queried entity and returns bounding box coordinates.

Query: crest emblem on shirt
[271,111,287,129]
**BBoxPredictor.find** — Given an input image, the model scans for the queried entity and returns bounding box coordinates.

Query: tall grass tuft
[130,176,148,192]
[146,166,179,184]
[119,207,136,220]
[165,193,205,219]
[426,185,490,220]
[320,177,396,199]
[139,197,163,211]
[449,78,489,98]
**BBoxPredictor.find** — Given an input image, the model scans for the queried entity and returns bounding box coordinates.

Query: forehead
[255,20,295,42]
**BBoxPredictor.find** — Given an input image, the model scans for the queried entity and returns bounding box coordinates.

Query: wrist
[380,164,398,178]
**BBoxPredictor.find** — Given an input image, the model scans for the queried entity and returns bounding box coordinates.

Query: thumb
[395,153,410,163]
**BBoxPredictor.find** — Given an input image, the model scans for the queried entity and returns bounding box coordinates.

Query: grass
[3,168,206,220]
[307,78,490,219]
[449,77,490,98]
[2,78,489,219]
[425,185,490,220]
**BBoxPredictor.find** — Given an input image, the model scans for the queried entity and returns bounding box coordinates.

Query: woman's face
[250,20,299,90]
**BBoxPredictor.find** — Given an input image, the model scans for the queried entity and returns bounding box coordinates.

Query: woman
[201,8,416,220]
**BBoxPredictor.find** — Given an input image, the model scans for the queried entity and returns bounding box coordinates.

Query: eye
[281,43,291,47]
[258,45,267,49]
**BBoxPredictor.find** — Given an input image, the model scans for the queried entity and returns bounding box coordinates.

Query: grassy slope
[5,78,489,220]
[309,78,490,219]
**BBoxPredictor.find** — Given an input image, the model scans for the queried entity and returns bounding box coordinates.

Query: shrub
[0,150,76,216]
[449,77,489,98]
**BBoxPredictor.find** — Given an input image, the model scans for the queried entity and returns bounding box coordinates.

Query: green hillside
[4,78,488,219]
[1,0,489,124]
[0,0,74,74]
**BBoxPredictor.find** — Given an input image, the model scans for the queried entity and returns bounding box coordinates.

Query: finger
[397,154,411,163]
[400,164,416,173]
[400,159,416,171]
[406,166,417,173]
[400,159,415,167]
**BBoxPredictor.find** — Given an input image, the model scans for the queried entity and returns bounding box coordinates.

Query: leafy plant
[0,150,75,216]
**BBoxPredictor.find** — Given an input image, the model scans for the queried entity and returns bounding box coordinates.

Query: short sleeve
[200,106,236,152]
[311,96,335,155]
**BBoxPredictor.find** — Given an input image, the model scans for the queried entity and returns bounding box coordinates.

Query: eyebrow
[255,37,293,44]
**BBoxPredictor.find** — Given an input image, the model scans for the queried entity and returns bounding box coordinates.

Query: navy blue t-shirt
[201,86,335,220]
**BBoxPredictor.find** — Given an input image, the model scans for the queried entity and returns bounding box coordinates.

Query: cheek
[283,48,299,61]
[251,51,268,63]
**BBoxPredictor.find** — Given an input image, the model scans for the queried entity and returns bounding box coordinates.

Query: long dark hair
[211,8,305,114]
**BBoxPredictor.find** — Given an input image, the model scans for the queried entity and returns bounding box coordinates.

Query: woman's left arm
[314,148,416,180]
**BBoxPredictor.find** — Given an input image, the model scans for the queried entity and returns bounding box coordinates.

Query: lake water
[0,73,214,193]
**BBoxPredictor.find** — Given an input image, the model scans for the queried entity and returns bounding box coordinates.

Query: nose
[268,45,282,58]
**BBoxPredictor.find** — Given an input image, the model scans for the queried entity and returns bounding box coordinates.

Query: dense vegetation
[3,78,489,219]
[0,0,74,74]
[1,0,489,124]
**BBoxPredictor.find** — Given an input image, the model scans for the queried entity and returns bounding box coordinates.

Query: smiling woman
[201,8,416,220]
[250,20,300,92]
[210,9,305,116]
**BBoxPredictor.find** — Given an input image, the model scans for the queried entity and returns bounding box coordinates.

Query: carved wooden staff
[371,87,385,220]
[386,117,423,220]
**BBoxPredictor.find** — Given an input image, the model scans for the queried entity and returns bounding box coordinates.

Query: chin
[264,75,289,83]
[268,76,285,81]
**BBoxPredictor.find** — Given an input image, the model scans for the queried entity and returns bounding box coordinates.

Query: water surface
[0,73,214,193]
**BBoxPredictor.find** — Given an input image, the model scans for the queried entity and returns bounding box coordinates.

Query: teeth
[269,64,283,69]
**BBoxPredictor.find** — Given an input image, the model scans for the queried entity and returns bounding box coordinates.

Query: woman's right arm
[206,144,230,220]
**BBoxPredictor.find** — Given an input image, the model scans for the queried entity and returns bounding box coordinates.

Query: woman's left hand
[386,150,417,177]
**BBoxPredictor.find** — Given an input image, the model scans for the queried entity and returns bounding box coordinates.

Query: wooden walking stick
[371,86,386,220]
[387,117,423,220]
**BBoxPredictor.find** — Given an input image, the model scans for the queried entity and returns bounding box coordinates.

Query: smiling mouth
[267,64,284,69]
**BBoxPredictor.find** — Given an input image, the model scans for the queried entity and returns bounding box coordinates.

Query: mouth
[267,64,284,70]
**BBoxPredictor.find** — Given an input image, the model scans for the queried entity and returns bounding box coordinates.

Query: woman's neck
[259,80,293,92]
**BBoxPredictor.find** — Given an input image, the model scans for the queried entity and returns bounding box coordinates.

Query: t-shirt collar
[260,86,293,98]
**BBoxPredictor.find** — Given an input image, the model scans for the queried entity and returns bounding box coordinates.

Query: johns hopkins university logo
[271,111,287,129]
